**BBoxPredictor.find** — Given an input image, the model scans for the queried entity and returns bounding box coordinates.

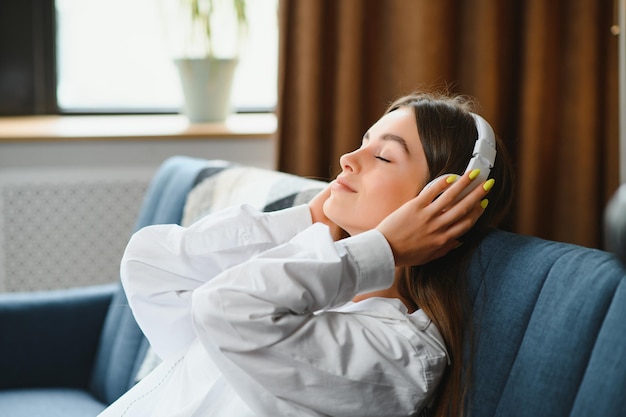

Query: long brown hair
[387,92,514,417]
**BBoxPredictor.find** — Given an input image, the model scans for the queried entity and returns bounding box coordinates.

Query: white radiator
[0,168,152,292]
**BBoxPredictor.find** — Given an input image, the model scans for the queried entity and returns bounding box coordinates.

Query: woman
[99,92,512,417]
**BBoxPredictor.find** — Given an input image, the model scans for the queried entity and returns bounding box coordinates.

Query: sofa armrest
[0,283,117,389]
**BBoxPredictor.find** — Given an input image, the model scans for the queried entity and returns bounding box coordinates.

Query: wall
[0,116,276,292]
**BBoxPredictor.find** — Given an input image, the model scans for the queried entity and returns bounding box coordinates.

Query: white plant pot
[175,57,238,123]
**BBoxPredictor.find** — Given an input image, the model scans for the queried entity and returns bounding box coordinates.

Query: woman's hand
[308,183,346,241]
[375,171,492,266]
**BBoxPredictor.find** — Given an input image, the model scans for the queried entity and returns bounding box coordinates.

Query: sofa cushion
[0,388,106,417]
[184,165,325,225]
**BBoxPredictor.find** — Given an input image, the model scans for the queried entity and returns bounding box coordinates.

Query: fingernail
[469,169,481,180]
[446,174,459,184]
[483,178,495,192]
[480,199,489,209]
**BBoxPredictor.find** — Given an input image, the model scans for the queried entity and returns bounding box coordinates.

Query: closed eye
[375,156,391,163]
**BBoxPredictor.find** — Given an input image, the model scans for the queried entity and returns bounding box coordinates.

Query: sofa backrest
[467,229,626,416]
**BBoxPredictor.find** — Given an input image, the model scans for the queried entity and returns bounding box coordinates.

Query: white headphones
[424,112,497,201]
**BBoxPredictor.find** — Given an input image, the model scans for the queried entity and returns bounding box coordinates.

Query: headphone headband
[466,112,497,179]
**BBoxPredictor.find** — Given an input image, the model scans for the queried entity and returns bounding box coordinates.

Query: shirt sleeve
[191,224,395,351]
[191,225,442,416]
[120,204,313,359]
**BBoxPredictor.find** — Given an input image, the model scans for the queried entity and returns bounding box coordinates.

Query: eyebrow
[363,132,410,155]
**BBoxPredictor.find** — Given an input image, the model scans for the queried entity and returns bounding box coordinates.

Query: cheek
[376,180,418,209]
[362,182,420,224]
[365,197,406,225]
[360,191,409,228]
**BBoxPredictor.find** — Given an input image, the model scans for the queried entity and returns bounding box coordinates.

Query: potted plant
[173,0,247,123]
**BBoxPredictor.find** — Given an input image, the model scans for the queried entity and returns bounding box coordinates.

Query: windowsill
[0,113,276,143]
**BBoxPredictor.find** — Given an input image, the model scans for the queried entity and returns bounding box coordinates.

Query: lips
[333,176,357,193]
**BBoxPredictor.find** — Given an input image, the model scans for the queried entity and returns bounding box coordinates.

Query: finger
[457,175,494,203]
[405,172,475,227]
[438,174,493,223]
[441,200,485,239]
[416,174,458,207]
[431,169,479,210]
[430,189,487,242]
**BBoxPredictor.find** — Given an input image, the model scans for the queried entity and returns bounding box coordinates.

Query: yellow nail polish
[480,199,489,209]
[469,169,481,180]
[446,174,458,184]
[483,178,495,192]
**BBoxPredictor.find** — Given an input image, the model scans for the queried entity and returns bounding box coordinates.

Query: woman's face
[324,107,430,235]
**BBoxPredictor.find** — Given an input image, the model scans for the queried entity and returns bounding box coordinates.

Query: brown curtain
[276,0,619,249]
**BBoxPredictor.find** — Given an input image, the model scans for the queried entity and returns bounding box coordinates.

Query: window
[55,0,278,113]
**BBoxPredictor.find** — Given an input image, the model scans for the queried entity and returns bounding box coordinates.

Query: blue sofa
[1,156,625,416]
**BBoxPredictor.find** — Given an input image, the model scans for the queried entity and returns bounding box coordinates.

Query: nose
[339,149,359,173]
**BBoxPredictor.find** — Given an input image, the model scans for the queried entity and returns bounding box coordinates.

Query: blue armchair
[1,156,625,417]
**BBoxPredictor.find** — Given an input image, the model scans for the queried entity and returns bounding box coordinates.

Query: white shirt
[99,204,447,417]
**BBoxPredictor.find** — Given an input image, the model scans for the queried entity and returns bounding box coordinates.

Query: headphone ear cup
[422,113,497,203]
